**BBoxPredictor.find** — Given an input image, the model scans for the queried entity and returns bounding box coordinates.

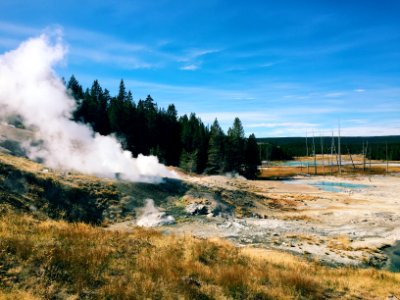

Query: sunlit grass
[1,209,399,299]
[259,163,400,178]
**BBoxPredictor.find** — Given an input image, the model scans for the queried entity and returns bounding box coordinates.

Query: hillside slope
[1,209,400,300]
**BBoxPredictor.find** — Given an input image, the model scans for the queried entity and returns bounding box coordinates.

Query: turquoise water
[284,180,371,193]
[383,241,400,272]
[309,181,370,193]
[271,160,350,167]
[271,160,320,167]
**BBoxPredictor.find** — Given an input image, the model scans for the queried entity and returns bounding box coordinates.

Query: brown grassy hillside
[0,208,399,300]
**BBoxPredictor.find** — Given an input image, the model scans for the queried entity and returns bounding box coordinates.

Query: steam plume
[0,34,177,182]
[136,199,175,227]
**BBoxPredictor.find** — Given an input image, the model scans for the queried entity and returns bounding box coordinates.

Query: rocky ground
[110,171,400,271]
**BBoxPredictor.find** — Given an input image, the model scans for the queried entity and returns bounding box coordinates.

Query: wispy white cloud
[66,28,224,71]
[65,27,148,52]
[177,48,221,62]
[251,124,400,138]
[180,64,200,71]
[247,122,317,129]
[345,118,368,125]
[324,92,346,98]
[232,96,256,100]
[70,46,155,69]
[173,48,222,71]
[0,22,223,71]
[197,111,276,123]
[0,21,38,36]
[339,125,400,137]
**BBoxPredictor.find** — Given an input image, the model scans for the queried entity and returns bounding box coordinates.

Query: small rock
[185,203,209,215]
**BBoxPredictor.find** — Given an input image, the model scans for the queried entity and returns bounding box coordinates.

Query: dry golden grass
[242,248,400,299]
[0,290,39,300]
[259,162,400,178]
[284,233,320,244]
[0,210,399,299]
[281,215,319,223]
[327,235,353,251]
[0,152,114,189]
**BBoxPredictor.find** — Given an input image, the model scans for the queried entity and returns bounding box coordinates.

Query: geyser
[0,34,177,183]
[136,199,175,227]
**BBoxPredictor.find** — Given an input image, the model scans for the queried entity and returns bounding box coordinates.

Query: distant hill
[257,136,400,160]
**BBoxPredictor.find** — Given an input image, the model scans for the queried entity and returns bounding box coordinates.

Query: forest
[258,136,400,161]
[65,76,260,178]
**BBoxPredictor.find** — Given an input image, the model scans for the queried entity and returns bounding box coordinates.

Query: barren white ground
[163,173,400,268]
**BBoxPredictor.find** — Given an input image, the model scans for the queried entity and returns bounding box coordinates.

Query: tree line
[66,76,260,179]
[258,136,400,161]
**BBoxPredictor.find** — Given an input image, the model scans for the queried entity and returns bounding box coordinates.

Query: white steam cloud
[0,34,177,183]
[136,199,175,227]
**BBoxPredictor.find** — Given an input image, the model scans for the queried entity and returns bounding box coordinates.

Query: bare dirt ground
[143,172,400,270]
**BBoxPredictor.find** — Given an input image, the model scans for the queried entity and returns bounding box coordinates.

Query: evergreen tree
[134,95,158,155]
[117,79,127,102]
[127,90,133,103]
[179,150,198,173]
[206,119,225,174]
[161,104,181,165]
[67,75,84,101]
[74,80,110,134]
[67,75,84,121]
[179,113,209,173]
[225,117,245,173]
[244,134,260,179]
[67,75,261,177]
[108,80,133,145]
[108,83,135,146]
[95,86,111,135]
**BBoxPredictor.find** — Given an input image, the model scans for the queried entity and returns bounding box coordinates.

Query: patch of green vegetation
[0,153,120,223]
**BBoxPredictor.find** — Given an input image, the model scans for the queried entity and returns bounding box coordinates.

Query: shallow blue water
[271,160,353,167]
[309,181,370,193]
[271,160,320,167]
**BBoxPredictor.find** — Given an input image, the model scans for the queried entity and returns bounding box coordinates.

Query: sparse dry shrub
[0,290,39,300]
[280,268,322,298]
[328,235,353,251]
[282,215,319,222]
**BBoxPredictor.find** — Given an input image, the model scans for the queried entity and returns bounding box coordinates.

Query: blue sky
[0,0,400,137]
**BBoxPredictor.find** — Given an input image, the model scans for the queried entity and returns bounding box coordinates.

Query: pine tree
[206,119,225,174]
[96,87,111,135]
[179,150,198,173]
[244,134,260,179]
[67,75,85,121]
[225,117,245,173]
[65,75,263,175]
[162,104,181,165]
[117,79,127,102]
[179,113,209,173]
[67,75,84,101]
[108,82,134,141]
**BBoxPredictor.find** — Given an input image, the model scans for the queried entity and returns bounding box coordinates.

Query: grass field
[259,155,400,178]
[1,208,399,300]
